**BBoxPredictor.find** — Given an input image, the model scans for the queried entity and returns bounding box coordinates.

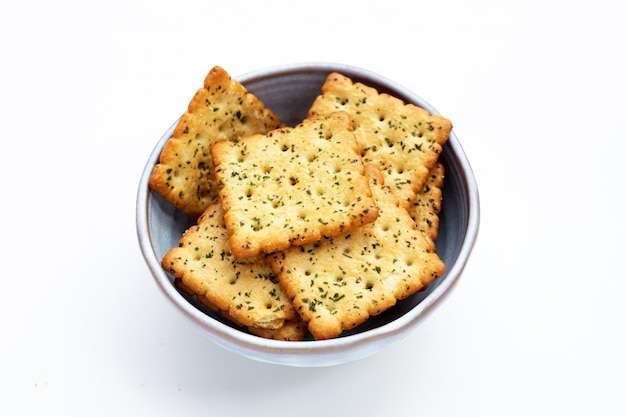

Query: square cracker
[308,72,452,209]
[268,164,446,340]
[175,278,307,341]
[162,202,304,338]
[149,66,283,219]
[211,112,379,259]
[409,162,445,252]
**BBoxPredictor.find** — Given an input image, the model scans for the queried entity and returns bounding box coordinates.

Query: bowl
[136,62,479,367]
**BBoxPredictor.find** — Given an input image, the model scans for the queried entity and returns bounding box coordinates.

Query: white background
[1,0,624,415]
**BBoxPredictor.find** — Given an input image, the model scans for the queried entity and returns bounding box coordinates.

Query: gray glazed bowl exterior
[136,63,480,367]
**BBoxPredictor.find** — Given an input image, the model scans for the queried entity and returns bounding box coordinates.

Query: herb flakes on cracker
[308,72,452,209]
[211,112,378,259]
[268,164,446,340]
[149,66,283,219]
[162,203,306,340]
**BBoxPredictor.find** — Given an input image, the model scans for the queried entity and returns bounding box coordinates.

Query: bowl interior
[138,63,479,363]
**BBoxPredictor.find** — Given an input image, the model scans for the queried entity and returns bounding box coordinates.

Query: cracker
[174,279,306,341]
[308,72,452,209]
[268,164,446,340]
[149,66,283,219]
[247,319,308,341]
[162,203,302,335]
[409,162,445,252]
[174,279,307,341]
[211,111,379,259]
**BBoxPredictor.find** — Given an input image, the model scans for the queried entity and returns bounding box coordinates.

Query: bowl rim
[136,62,480,366]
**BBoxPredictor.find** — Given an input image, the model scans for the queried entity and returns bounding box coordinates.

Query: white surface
[1,0,624,415]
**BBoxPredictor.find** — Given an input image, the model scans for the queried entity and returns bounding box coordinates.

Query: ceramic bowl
[136,63,479,367]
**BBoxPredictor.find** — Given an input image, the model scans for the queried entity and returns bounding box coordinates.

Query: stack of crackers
[150,66,452,341]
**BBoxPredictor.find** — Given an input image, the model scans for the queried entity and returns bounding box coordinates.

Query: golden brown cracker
[247,319,308,341]
[175,278,306,341]
[308,72,452,209]
[211,112,379,259]
[149,66,283,219]
[409,162,445,251]
[162,203,299,332]
[268,164,446,340]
